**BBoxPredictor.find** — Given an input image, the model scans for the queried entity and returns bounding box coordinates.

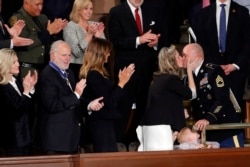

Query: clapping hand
[23,70,38,94]
[88,96,105,111]
[5,20,25,37]
[94,22,105,38]
[118,63,135,88]
[47,18,68,35]
[75,79,87,97]
[5,20,34,46]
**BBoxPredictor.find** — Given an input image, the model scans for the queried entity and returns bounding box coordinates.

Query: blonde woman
[136,45,199,151]
[63,0,105,77]
[0,48,37,156]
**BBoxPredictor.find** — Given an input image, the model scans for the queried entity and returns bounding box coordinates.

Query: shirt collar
[217,0,231,8]
[194,60,204,76]
[127,0,140,13]
[8,76,16,84]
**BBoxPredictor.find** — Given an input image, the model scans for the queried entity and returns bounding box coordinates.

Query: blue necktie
[219,4,226,53]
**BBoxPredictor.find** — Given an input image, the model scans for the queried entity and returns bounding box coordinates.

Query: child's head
[177,127,200,143]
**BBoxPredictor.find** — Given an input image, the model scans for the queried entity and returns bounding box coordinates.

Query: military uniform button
[202,111,205,114]
[41,53,44,56]
[223,114,226,117]
[200,105,203,108]
[197,98,200,101]
[78,123,81,126]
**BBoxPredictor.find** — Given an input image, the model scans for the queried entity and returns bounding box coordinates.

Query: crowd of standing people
[0,0,250,156]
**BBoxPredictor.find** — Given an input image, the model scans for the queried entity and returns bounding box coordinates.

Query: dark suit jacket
[0,14,11,49]
[0,77,32,148]
[192,63,242,142]
[140,74,193,131]
[37,65,88,153]
[193,1,250,106]
[108,1,165,98]
[83,70,124,121]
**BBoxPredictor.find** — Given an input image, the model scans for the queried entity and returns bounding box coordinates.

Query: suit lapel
[210,4,219,48]
[0,15,8,39]
[141,6,151,33]
[15,78,23,93]
[226,2,237,48]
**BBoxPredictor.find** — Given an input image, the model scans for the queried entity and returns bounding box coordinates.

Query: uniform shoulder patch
[9,16,18,26]
[216,75,224,87]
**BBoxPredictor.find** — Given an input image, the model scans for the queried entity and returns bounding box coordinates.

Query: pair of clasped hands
[86,22,105,38]
[22,70,38,95]
[139,29,160,47]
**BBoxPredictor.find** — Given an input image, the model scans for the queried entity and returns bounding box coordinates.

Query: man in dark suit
[108,0,166,145]
[37,40,104,154]
[193,0,250,120]
[9,0,68,77]
[183,43,244,148]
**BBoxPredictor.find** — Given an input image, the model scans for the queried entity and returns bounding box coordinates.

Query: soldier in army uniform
[9,0,68,77]
[182,43,244,148]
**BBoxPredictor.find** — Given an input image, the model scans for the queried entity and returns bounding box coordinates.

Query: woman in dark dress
[137,45,199,151]
[79,38,135,152]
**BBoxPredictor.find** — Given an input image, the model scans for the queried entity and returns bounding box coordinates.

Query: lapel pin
[150,21,155,26]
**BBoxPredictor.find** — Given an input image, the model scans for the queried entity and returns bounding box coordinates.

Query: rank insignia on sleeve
[216,75,224,87]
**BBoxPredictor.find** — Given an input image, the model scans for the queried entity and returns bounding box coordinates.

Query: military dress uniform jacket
[9,7,50,64]
[192,63,242,142]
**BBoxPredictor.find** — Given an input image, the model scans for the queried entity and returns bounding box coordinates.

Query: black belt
[21,62,43,69]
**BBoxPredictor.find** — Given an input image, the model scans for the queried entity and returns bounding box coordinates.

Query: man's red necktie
[135,8,143,35]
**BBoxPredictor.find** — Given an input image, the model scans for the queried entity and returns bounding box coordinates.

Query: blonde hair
[177,127,192,143]
[79,38,112,79]
[70,0,92,23]
[157,45,182,77]
[0,49,18,85]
